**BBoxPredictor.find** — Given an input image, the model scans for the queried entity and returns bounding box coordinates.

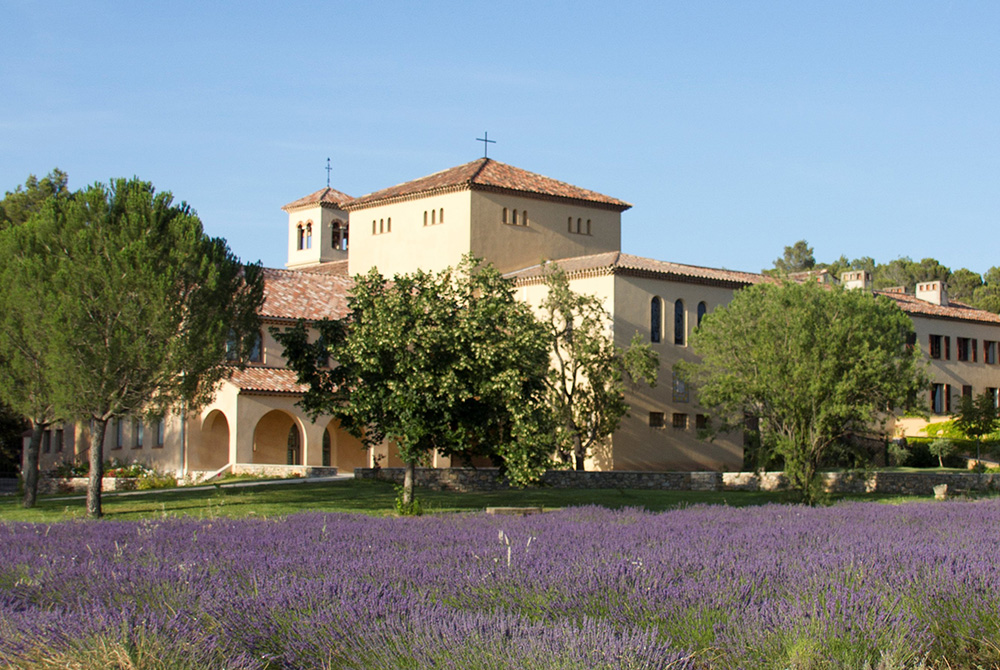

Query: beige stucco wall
[347,191,473,277]
[470,191,621,274]
[612,275,744,471]
[903,312,1000,432]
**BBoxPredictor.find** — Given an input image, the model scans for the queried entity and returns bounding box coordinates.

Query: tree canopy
[681,280,926,503]
[539,265,658,470]
[0,177,264,516]
[277,256,555,507]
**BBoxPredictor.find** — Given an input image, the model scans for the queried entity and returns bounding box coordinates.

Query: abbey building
[30,158,1000,477]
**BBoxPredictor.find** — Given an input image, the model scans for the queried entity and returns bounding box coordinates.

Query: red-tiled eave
[877,291,1000,326]
[227,367,308,395]
[282,186,354,211]
[345,158,631,212]
[260,267,353,322]
[507,252,770,290]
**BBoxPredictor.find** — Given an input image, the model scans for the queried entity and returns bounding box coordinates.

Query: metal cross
[476,132,496,158]
[326,157,332,188]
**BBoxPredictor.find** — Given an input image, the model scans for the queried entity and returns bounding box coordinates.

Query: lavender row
[2,501,1000,668]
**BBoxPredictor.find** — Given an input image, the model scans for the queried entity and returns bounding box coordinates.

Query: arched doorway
[193,410,229,471]
[253,410,301,465]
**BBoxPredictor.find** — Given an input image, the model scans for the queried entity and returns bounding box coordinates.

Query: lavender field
[2,501,1000,669]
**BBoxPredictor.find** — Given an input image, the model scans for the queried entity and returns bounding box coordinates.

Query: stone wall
[37,477,141,495]
[230,464,338,479]
[355,467,1000,496]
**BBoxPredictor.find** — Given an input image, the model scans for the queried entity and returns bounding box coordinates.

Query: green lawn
[0,478,941,523]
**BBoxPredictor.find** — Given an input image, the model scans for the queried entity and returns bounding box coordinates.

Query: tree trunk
[403,460,415,506]
[87,419,108,519]
[21,422,44,509]
[573,434,585,471]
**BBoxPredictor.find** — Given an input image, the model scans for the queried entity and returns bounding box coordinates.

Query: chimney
[840,270,872,292]
[915,281,948,306]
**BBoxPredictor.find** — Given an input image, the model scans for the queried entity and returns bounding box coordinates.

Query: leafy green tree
[953,392,1000,464]
[0,169,69,229]
[872,257,951,291]
[947,268,983,305]
[0,174,72,507]
[10,178,264,517]
[928,438,956,468]
[278,256,554,508]
[539,266,658,471]
[766,240,816,276]
[680,280,926,503]
[821,255,875,281]
[972,267,1000,314]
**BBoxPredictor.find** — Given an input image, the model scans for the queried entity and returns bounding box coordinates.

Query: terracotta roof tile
[282,186,353,211]
[302,260,350,277]
[261,267,352,321]
[228,367,308,395]
[877,290,1000,325]
[346,158,631,211]
[507,252,769,288]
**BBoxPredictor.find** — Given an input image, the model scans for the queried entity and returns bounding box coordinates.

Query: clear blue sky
[3,1,998,275]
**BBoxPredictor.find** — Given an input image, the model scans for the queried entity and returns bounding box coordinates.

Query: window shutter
[945,337,951,360]
[973,339,978,362]
[945,384,951,413]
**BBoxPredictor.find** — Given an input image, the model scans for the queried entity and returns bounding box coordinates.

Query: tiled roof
[261,267,353,321]
[877,290,1000,325]
[507,252,768,289]
[302,260,350,277]
[228,367,308,395]
[346,158,631,212]
[282,186,353,211]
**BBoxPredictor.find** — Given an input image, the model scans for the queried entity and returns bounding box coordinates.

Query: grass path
[0,477,938,522]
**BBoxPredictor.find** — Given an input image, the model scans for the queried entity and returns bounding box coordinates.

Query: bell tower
[282,186,352,269]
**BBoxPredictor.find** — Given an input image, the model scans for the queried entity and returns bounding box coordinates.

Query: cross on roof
[476,131,496,158]
[325,157,332,188]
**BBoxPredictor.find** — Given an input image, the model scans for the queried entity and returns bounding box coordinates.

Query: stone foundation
[355,467,1000,496]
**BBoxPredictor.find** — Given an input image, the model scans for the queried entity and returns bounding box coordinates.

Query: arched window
[439,208,444,223]
[568,216,572,232]
[296,224,304,250]
[697,301,707,327]
[379,219,384,234]
[503,208,508,224]
[576,218,582,233]
[322,430,331,467]
[372,220,376,235]
[287,425,301,465]
[586,219,591,235]
[512,210,518,225]
[305,223,312,249]
[522,211,527,226]
[674,299,685,345]
[432,209,436,224]
[650,297,662,343]
[387,217,391,232]
[332,221,344,250]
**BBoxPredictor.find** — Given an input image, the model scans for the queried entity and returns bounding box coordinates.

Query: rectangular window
[155,419,165,448]
[672,413,688,429]
[973,339,978,362]
[957,337,970,362]
[985,341,997,365]
[963,385,973,399]
[672,372,689,403]
[945,336,951,360]
[695,414,709,430]
[929,335,942,359]
[42,430,51,454]
[114,420,123,450]
[55,428,64,453]
[931,383,951,414]
[648,411,664,428]
[134,420,144,449]
[988,387,999,409]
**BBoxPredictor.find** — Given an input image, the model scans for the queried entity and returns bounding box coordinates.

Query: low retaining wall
[355,467,1000,496]
[230,464,338,479]
[38,477,141,495]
